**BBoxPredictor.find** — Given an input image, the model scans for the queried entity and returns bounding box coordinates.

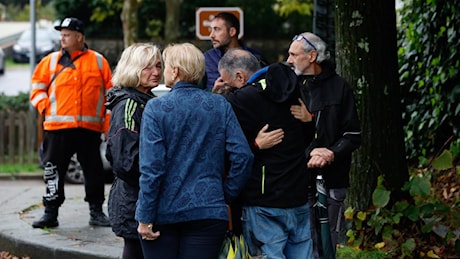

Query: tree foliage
[51,0,312,41]
[273,0,314,17]
[398,0,460,163]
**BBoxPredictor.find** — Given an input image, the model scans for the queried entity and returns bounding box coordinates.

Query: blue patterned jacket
[135,81,253,225]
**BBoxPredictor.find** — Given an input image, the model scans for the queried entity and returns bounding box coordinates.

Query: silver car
[12,28,60,63]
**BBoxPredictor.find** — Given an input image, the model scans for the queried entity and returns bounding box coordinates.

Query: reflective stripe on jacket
[30,49,113,133]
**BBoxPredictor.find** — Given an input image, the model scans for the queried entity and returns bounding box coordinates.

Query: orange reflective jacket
[30,49,113,133]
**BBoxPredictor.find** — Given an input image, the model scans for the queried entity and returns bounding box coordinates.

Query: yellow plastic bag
[219,205,251,259]
[220,233,251,259]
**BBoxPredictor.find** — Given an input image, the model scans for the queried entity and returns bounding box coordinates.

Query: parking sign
[195,7,243,40]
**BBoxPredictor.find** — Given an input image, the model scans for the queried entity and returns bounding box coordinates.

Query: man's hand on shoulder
[290,98,312,122]
[255,124,284,150]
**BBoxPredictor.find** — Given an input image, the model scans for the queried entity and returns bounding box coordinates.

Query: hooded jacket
[105,86,155,239]
[105,87,155,187]
[224,62,315,208]
[299,61,361,189]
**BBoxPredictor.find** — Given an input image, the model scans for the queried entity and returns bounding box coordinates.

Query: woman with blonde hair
[136,43,253,258]
[105,42,162,258]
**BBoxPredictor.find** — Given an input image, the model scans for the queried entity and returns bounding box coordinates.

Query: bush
[344,150,460,258]
[0,92,30,112]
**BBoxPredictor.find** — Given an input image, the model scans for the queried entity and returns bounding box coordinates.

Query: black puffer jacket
[299,61,361,189]
[105,86,154,239]
[224,62,315,208]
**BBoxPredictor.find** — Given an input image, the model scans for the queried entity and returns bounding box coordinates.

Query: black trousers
[41,128,105,207]
[140,219,228,259]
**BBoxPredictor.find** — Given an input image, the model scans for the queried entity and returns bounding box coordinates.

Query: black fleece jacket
[224,62,315,208]
[299,61,361,189]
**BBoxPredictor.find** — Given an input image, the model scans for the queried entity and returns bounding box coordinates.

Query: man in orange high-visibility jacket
[29,17,113,229]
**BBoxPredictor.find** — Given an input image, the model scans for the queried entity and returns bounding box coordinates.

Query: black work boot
[89,203,111,226]
[32,206,59,229]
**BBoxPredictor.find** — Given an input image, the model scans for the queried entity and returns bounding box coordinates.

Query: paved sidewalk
[0,177,123,258]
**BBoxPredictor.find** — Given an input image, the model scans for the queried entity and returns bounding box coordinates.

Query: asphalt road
[0,66,32,96]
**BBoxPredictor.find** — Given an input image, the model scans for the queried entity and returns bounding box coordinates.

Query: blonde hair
[112,43,162,88]
[162,43,205,84]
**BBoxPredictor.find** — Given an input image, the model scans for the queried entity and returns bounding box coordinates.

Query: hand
[290,98,312,122]
[103,132,108,142]
[212,77,231,94]
[255,124,284,150]
[307,154,329,168]
[307,148,334,168]
[137,222,160,241]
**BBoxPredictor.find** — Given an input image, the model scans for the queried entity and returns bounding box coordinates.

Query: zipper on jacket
[261,165,265,194]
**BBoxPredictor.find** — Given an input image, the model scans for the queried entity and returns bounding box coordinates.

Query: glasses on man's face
[292,35,317,51]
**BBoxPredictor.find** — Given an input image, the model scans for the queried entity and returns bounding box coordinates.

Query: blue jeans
[139,219,227,259]
[242,203,314,259]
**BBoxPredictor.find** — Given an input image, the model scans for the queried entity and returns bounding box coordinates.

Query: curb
[0,179,122,258]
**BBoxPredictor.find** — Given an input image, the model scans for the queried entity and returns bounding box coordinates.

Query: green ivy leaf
[357,211,367,221]
[422,221,434,233]
[392,212,403,224]
[401,238,416,257]
[404,205,420,222]
[393,201,409,212]
[432,150,453,170]
[420,203,435,217]
[372,187,391,208]
[409,176,431,197]
[344,206,354,220]
[382,225,393,241]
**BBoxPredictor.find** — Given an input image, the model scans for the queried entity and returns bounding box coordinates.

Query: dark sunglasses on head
[292,35,317,51]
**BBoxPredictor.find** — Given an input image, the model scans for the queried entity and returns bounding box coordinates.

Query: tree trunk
[313,0,336,64]
[121,0,138,48]
[335,0,409,210]
[165,0,181,43]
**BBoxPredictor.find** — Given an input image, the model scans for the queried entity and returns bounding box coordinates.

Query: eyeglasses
[292,35,317,51]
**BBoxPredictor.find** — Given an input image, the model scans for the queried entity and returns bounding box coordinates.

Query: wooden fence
[0,110,38,164]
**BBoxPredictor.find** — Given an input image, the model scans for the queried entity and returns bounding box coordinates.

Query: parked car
[65,140,113,184]
[151,84,170,97]
[0,48,5,75]
[12,28,60,63]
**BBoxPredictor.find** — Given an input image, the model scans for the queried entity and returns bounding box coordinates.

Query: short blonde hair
[112,43,162,88]
[162,43,205,84]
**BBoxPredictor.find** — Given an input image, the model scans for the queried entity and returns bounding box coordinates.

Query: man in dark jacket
[215,49,315,258]
[288,32,362,258]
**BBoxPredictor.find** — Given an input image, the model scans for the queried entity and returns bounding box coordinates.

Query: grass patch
[337,245,388,259]
[0,163,41,175]
[5,58,30,69]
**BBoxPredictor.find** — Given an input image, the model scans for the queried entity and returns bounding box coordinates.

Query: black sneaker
[89,211,111,226]
[32,214,59,228]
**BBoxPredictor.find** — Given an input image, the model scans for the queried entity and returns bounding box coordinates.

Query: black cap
[55,17,85,34]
